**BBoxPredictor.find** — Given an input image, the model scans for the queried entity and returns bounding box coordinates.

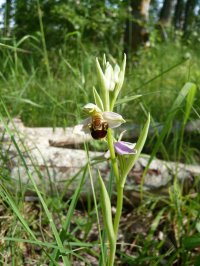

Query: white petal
[105,63,113,80]
[73,117,91,135]
[109,80,116,91]
[83,103,101,114]
[104,150,111,159]
[102,111,126,128]
[105,63,114,91]
[113,64,120,83]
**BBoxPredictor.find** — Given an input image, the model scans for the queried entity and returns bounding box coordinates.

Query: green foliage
[0,105,71,265]
[2,0,126,54]
[183,234,200,250]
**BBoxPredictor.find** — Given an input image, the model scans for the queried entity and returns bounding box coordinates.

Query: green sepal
[96,57,110,110]
[103,54,107,69]
[93,86,104,111]
[96,57,107,92]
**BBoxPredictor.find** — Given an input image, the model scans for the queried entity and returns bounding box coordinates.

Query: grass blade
[0,185,37,241]
[0,101,70,266]
[50,163,88,264]
[146,82,196,165]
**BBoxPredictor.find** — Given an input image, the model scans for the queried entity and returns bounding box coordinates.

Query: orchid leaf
[98,171,115,247]
[121,113,150,184]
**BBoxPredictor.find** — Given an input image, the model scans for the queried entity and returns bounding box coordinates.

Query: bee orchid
[73,103,125,139]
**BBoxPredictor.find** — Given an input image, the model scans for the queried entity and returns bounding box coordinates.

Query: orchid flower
[73,103,125,139]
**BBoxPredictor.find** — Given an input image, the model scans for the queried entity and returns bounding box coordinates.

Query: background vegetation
[0,0,200,265]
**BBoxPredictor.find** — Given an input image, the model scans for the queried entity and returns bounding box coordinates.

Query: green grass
[0,34,200,265]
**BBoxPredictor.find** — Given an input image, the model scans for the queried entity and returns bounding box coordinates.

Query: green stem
[108,241,116,266]
[106,129,124,266]
[113,185,124,235]
[104,89,110,111]
[107,185,124,266]
[106,128,119,184]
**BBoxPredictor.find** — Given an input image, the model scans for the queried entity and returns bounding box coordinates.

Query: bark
[174,0,185,30]
[156,0,176,41]
[159,0,176,26]
[14,0,31,39]
[183,0,198,37]
[124,0,151,54]
[3,0,12,36]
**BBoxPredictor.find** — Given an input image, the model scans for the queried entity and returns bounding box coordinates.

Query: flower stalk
[106,128,120,184]
[74,54,150,265]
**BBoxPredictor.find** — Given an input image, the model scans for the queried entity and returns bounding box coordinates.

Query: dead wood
[0,118,200,200]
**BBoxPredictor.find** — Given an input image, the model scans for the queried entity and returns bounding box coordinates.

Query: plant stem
[106,128,119,184]
[113,185,124,236]
[107,185,124,266]
[108,241,116,266]
[106,129,124,265]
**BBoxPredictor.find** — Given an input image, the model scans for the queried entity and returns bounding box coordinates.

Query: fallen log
[0,118,200,199]
[47,119,200,146]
